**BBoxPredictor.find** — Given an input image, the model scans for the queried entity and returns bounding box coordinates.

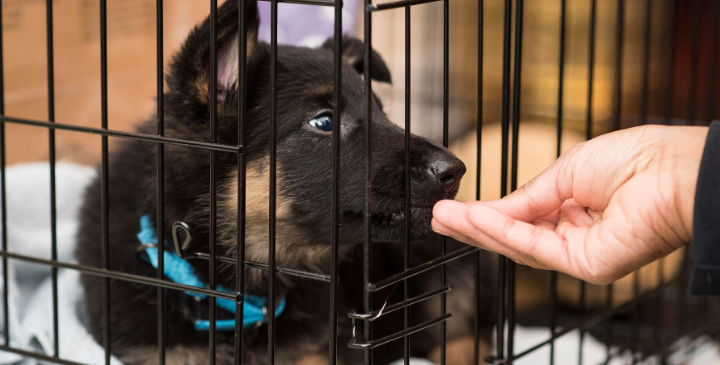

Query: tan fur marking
[216,158,355,286]
[193,77,209,102]
[119,345,234,365]
[428,336,490,365]
[295,353,327,365]
[307,83,333,96]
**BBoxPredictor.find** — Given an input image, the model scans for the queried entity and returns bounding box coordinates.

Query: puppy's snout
[428,154,466,195]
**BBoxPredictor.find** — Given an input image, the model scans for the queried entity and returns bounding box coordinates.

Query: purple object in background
[258,0,360,47]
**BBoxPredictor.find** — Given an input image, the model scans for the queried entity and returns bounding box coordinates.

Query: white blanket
[0,162,122,365]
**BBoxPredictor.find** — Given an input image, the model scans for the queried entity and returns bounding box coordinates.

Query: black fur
[75,1,494,363]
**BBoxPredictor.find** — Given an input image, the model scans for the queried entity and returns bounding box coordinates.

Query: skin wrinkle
[652,183,684,255]
[666,148,695,243]
[525,186,551,221]
[598,210,637,281]
[665,155,688,242]
[522,224,545,267]
[649,161,682,252]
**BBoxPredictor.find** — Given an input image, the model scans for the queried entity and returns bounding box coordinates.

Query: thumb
[488,147,577,222]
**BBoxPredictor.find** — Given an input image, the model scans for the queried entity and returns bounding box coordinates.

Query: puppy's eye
[309,115,333,132]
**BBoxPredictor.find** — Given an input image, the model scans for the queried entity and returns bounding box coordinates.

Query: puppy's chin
[369,207,435,243]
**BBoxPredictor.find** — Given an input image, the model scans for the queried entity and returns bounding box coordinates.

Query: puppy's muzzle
[428,152,466,196]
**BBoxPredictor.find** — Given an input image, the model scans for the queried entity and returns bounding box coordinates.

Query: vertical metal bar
[638,0,651,126]
[209,1,218,364]
[508,3,523,192]
[46,0,59,358]
[473,0,484,363]
[604,285,613,361]
[497,0,513,359]
[707,0,720,123]
[613,0,625,131]
[578,281,585,364]
[654,259,664,348]
[99,0,111,363]
[268,0,278,362]
[403,5,411,365]
[550,0,568,362]
[235,0,249,363]
[155,0,166,363]
[604,1,624,360]
[630,1,652,360]
[328,0,342,363]
[441,0,449,363]
[507,0,523,361]
[586,0,597,141]
[580,0,597,361]
[686,0,702,126]
[363,4,374,364]
[0,0,7,348]
[631,272,640,362]
[548,272,557,365]
[556,0,566,158]
[663,0,678,125]
[655,0,677,352]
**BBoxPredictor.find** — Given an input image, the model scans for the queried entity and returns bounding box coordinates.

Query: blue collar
[137,215,286,331]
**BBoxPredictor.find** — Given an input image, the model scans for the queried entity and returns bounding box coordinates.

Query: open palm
[432,125,707,285]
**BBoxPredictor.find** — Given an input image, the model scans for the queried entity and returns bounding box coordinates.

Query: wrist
[662,125,708,244]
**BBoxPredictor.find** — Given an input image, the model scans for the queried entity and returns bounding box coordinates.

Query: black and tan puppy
[75,1,495,364]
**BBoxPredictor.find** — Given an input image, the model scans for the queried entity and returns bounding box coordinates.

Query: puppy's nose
[429,154,466,194]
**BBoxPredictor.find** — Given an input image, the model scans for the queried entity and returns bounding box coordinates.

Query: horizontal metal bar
[367,246,478,292]
[0,345,86,365]
[348,313,451,349]
[349,286,451,321]
[598,306,720,363]
[245,260,331,282]
[367,0,440,12]
[633,310,720,361]
[489,285,664,364]
[0,250,237,301]
[0,116,241,153]
[189,252,331,282]
[259,0,339,6]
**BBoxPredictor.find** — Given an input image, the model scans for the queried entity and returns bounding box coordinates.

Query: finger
[432,218,488,250]
[484,147,579,222]
[431,218,476,245]
[433,202,531,261]
[466,203,591,280]
[559,199,594,228]
[432,200,486,247]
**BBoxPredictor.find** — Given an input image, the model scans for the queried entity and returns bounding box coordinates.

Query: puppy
[75,1,495,364]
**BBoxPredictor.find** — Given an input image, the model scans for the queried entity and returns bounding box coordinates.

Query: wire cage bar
[0,0,717,365]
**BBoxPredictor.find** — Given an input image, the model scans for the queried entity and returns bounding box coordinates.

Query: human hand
[432,125,709,285]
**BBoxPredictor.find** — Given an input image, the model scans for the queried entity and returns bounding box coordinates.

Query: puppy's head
[164,0,465,270]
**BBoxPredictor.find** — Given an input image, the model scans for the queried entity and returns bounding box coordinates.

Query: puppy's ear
[322,36,392,84]
[166,0,260,115]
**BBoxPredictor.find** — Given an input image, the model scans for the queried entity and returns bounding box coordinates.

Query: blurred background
[1,0,716,169]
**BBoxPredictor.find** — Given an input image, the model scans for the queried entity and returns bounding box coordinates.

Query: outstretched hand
[432,125,708,285]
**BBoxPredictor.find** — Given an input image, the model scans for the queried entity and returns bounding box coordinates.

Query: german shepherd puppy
[76,0,495,364]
